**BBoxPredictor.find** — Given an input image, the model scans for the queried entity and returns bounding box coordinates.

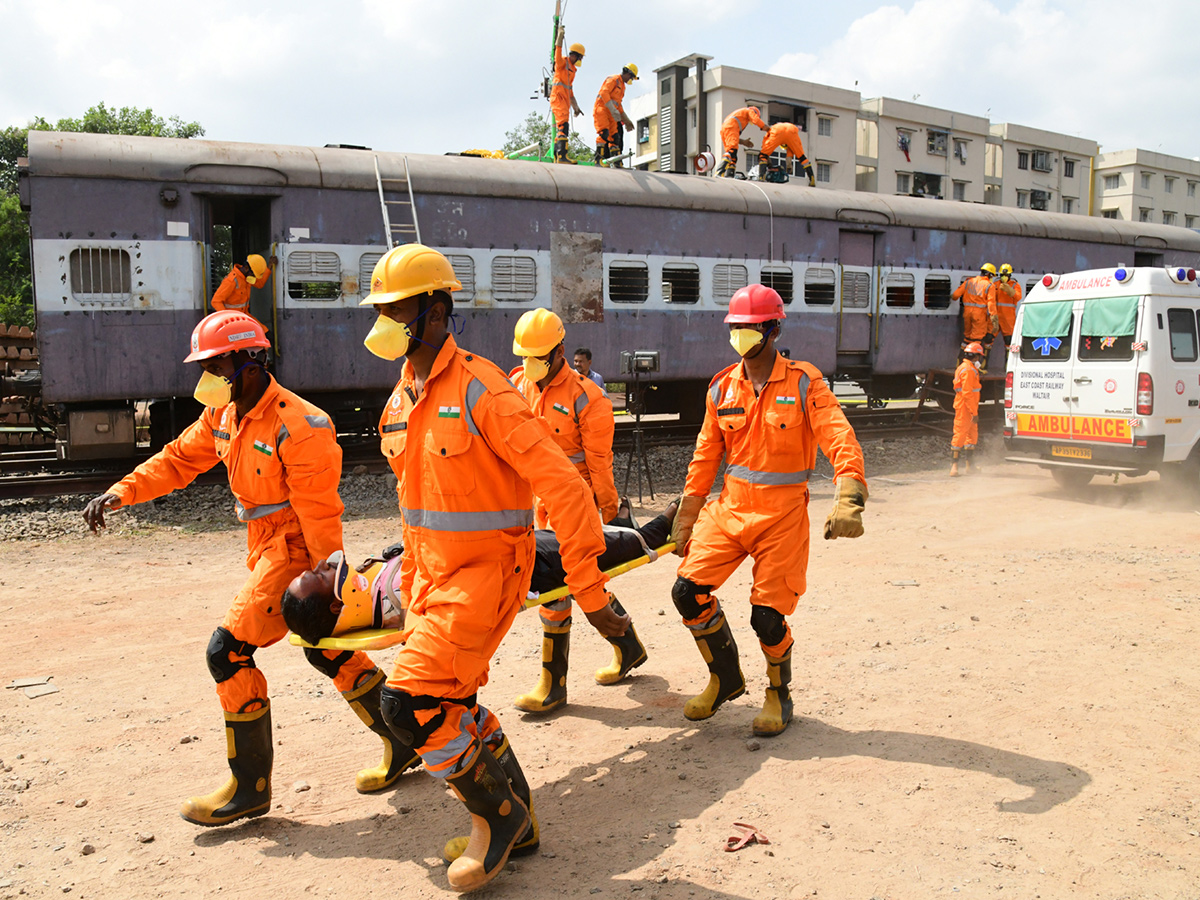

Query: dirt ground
[3,457,1200,900]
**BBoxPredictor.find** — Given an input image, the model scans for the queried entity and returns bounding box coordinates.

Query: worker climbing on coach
[757,122,816,186]
[717,106,769,178]
[953,263,999,371]
[211,254,276,319]
[668,284,867,737]
[81,310,418,828]
[508,308,647,715]
[593,64,638,164]
[987,263,1023,362]
[950,341,985,476]
[550,25,585,164]
[361,243,627,892]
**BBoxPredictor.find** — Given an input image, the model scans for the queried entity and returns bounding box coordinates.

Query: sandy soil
[3,458,1200,900]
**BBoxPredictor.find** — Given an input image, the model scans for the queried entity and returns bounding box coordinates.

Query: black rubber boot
[752,648,794,737]
[595,596,648,685]
[444,741,531,892]
[442,734,539,864]
[180,702,273,827]
[683,614,746,721]
[514,620,570,714]
[342,668,422,793]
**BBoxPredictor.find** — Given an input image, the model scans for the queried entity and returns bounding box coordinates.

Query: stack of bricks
[0,323,38,375]
[1,323,48,446]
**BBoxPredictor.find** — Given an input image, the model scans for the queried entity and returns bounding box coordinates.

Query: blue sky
[2,0,1196,159]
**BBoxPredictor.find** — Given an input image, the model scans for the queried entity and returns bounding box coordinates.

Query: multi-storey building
[1093,149,1200,227]
[984,124,1098,215]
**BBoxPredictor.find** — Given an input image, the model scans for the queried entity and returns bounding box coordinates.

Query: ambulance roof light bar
[1114,265,1132,283]
[1165,265,1197,284]
[1041,273,1060,289]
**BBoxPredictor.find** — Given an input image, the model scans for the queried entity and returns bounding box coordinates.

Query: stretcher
[288,541,675,652]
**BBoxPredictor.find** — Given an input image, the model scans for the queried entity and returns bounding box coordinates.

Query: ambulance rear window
[1168,308,1198,362]
[1078,296,1137,361]
[1019,300,1073,362]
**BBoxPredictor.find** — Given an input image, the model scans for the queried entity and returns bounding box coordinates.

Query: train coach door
[205,196,275,329]
[837,230,874,361]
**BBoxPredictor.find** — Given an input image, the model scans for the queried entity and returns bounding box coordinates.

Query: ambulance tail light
[1136,372,1153,415]
[1041,273,1060,290]
[1166,266,1197,284]
[1005,371,1013,408]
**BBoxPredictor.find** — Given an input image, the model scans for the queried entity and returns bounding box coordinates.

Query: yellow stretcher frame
[287,542,676,652]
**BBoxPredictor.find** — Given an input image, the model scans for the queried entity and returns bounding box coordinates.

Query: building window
[1165,176,1176,194]
[816,162,831,183]
[952,181,966,202]
[491,255,537,302]
[984,184,1001,205]
[636,118,650,144]
[1187,215,1197,228]
[1032,149,1052,172]
[1063,159,1076,178]
[884,272,915,308]
[1017,150,1029,170]
[1139,208,1152,223]
[927,130,948,156]
[1103,174,1120,190]
[803,267,836,306]
[817,116,833,137]
[1031,190,1050,211]
[608,261,648,303]
[287,250,341,300]
[896,172,911,194]
[913,172,941,198]
[1062,198,1074,214]
[1141,172,1152,190]
[1017,191,1029,208]
[760,267,794,304]
[924,274,952,310]
[1189,181,1197,198]
[446,254,476,302]
[711,264,748,304]
[1163,211,1177,226]
[70,247,132,301]
[953,140,968,163]
[662,263,700,304]
[1102,209,1119,219]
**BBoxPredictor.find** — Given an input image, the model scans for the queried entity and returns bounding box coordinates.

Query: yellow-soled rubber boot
[444,741,531,892]
[180,703,273,827]
[342,667,422,793]
[752,648,794,737]
[442,735,539,864]
[683,614,746,721]
[514,622,570,714]
[595,596,648,685]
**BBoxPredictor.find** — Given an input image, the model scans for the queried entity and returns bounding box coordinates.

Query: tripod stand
[622,367,654,502]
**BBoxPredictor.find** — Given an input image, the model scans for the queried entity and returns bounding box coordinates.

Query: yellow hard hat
[981,263,997,275]
[360,244,461,306]
[623,63,639,80]
[513,308,566,357]
[999,263,1013,275]
[246,254,268,285]
[569,42,585,59]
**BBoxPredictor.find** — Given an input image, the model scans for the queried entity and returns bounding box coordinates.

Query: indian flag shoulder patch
[552,402,570,415]
[253,439,274,456]
[438,406,461,419]
[776,396,797,406]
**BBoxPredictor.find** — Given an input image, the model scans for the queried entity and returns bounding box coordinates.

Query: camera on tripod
[619,350,660,375]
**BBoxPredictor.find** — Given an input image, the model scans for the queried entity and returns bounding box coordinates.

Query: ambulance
[1004,264,1200,488]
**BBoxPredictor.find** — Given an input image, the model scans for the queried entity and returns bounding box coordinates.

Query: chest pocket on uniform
[381,423,407,460]
[716,406,747,434]
[424,430,475,495]
[764,403,803,454]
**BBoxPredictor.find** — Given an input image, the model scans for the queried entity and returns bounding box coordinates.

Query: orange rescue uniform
[550,44,579,128]
[760,123,811,168]
[678,354,865,631]
[720,107,768,156]
[951,359,981,450]
[952,274,997,342]
[989,278,1023,338]
[593,73,629,141]
[378,335,608,776]
[106,377,368,711]
[211,268,257,313]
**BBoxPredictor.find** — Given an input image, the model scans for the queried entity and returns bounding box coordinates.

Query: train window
[359,252,383,298]
[69,248,132,302]
[712,264,747,304]
[1025,280,1037,294]
[491,255,537,302]
[884,272,915,308]
[924,275,952,309]
[1020,301,1073,362]
[803,268,836,306]
[288,251,342,300]
[841,271,870,309]
[761,267,793,304]
[446,255,476,302]
[608,261,648,303]
[662,263,700,304]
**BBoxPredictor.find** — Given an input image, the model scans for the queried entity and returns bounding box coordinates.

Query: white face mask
[729,328,765,357]
[522,355,551,383]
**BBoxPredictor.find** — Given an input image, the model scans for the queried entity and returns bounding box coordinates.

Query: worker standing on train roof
[80,310,418,827]
[757,123,816,186]
[950,342,985,476]
[952,263,999,371]
[211,254,276,317]
[668,284,867,737]
[361,243,627,892]
[717,106,769,178]
[508,308,647,715]
[593,64,638,164]
[988,263,1023,355]
[550,25,585,164]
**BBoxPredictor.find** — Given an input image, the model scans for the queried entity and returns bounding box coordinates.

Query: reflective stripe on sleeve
[573,391,589,417]
[725,466,810,486]
[235,499,291,521]
[401,507,534,531]
[463,378,487,437]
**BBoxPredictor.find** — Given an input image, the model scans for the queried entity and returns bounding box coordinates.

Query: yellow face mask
[194,370,234,408]
[729,328,765,357]
[364,314,413,361]
[521,355,551,383]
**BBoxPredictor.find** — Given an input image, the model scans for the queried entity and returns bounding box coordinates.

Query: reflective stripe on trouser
[539,594,572,626]
[725,466,810,486]
[415,699,504,778]
[677,496,810,615]
[951,406,978,450]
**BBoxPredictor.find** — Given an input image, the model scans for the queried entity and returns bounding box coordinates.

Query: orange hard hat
[184,310,271,362]
[725,283,787,324]
[963,341,985,356]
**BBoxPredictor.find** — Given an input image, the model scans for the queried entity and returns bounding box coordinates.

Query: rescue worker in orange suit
[81,310,418,827]
[593,64,638,164]
[758,122,816,186]
[550,26,585,164]
[361,243,628,892]
[952,263,999,371]
[211,254,277,317]
[508,308,647,715]
[987,263,1023,362]
[950,342,985,476]
[717,106,768,178]
[668,284,867,737]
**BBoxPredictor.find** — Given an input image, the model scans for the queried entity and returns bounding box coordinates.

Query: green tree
[0,193,33,329]
[503,111,592,164]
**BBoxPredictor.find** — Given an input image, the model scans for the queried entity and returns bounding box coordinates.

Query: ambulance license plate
[1051,445,1091,460]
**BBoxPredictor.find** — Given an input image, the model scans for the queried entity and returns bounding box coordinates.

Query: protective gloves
[989,314,1000,333]
[823,476,867,540]
[670,495,706,557]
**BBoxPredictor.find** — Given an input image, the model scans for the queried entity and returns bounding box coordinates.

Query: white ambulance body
[1005,265,1200,487]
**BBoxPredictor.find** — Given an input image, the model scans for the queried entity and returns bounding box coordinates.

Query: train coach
[18,130,1200,459]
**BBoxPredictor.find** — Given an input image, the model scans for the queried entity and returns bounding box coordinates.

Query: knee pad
[750,606,787,647]
[671,577,714,620]
[205,627,258,684]
[303,647,353,679]
[379,687,449,749]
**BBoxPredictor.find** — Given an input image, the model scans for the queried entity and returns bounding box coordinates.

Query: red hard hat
[184,310,271,362]
[725,284,787,324]
[963,341,985,356]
